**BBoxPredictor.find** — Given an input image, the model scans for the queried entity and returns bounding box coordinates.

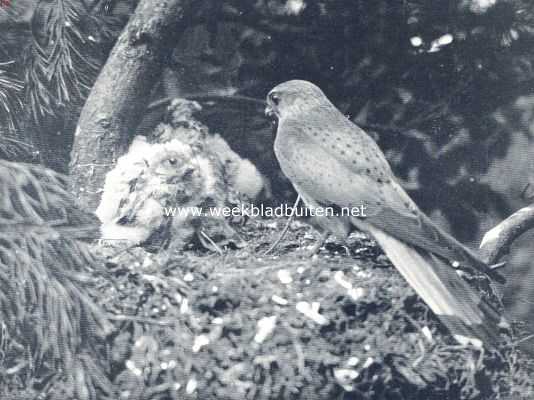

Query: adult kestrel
[266,80,506,348]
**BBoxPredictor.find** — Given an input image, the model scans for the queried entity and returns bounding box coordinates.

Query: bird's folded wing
[298,148,500,280]
[292,119,499,280]
[353,204,504,282]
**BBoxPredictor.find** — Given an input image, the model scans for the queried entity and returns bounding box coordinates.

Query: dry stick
[479,203,534,266]
[263,194,301,255]
[147,94,266,112]
[199,229,224,256]
[107,314,176,326]
[512,333,534,346]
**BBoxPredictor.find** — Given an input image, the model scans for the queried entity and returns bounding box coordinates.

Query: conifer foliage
[0,160,113,399]
[25,0,122,122]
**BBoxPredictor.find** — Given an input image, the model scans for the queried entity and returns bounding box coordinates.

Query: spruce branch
[0,160,113,399]
[0,61,24,133]
[25,0,122,122]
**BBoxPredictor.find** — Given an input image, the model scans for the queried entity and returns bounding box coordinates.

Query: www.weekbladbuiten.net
[162,203,368,218]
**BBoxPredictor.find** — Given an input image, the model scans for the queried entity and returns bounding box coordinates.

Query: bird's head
[150,148,197,185]
[265,80,331,121]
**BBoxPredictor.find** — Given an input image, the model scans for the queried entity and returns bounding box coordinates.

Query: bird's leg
[306,230,330,257]
[304,214,352,257]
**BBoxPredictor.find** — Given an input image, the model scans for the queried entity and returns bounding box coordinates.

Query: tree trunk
[69,0,194,210]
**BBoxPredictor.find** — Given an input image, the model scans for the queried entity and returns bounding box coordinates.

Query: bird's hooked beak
[264,104,275,118]
[265,104,278,128]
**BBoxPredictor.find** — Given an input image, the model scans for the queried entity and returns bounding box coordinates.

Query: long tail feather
[368,226,505,348]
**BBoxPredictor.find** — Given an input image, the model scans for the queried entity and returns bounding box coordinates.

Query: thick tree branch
[479,203,534,265]
[69,0,194,210]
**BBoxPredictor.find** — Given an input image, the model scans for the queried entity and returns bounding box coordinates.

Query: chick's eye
[168,158,177,165]
[269,92,281,106]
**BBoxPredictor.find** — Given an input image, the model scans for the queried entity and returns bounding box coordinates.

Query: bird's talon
[304,232,329,257]
[305,242,324,257]
[341,245,351,257]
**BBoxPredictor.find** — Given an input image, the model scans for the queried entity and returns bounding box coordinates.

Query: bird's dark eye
[269,92,281,106]
[168,158,177,165]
